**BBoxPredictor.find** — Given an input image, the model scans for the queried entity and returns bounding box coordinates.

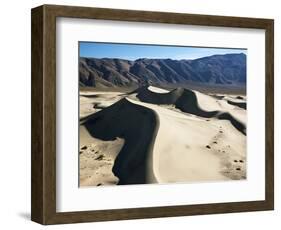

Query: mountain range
[79,53,246,88]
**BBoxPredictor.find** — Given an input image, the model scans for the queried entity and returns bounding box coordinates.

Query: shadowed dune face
[79,86,246,187]
[210,94,247,109]
[133,87,246,135]
[217,112,246,135]
[175,89,218,117]
[227,100,246,109]
[134,86,182,104]
[81,98,158,185]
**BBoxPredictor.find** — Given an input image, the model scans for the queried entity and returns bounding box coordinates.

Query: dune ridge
[126,97,246,182]
[131,86,246,134]
[81,98,159,185]
[79,86,247,186]
[227,100,246,109]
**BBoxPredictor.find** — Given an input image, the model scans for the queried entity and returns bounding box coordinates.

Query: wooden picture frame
[31,4,274,225]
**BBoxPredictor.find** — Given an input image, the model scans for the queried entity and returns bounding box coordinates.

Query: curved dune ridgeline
[227,100,247,110]
[79,86,247,186]
[81,98,159,185]
[132,86,246,135]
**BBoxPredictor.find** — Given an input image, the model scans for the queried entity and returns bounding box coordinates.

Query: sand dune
[127,97,246,182]
[129,86,246,134]
[80,98,159,185]
[147,86,169,93]
[80,92,124,119]
[79,86,247,186]
[226,99,246,110]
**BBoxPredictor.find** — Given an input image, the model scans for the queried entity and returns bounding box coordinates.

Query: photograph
[79,42,247,187]
[30,4,274,224]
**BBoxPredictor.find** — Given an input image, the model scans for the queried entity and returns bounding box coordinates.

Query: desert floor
[79,86,246,187]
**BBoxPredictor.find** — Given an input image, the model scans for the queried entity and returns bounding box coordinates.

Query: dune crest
[81,98,159,185]
[130,86,246,134]
[127,97,246,182]
[79,86,247,186]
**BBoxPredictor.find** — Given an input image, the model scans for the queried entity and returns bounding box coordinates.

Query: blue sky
[79,42,246,60]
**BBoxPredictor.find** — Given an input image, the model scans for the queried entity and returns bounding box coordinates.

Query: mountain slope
[79,53,246,88]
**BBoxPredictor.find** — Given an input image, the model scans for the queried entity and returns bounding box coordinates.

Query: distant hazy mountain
[79,53,246,88]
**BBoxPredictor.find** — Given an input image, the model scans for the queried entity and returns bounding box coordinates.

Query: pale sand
[148,86,169,93]
[192,90,246,126]
[79,92,125,120]
[127,98,246,183]
[79,86,246,186]
[79,126,124,186]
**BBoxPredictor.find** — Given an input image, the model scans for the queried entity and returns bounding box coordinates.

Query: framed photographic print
[31,4,274,225]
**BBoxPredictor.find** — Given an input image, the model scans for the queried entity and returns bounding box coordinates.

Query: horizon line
[80,52,246,61]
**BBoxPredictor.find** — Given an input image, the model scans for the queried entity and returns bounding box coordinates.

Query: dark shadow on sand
[80,94,100,98]
[227,100,247,110]
[133,86,246,135]
[82,98,158,185]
